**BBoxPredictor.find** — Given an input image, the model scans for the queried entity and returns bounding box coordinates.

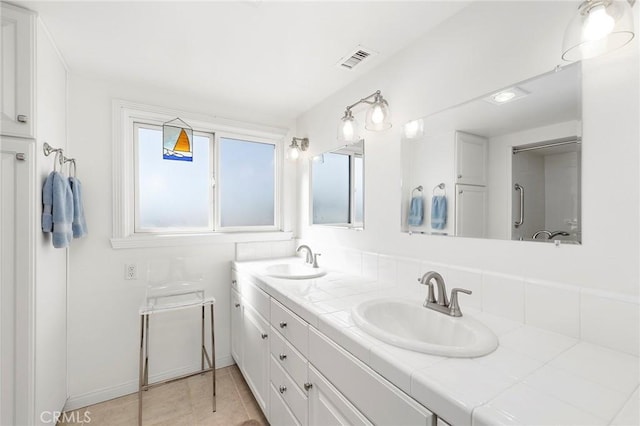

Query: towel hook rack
[433,183,446,195]
[44,142,76,176]
[412,185,423,197]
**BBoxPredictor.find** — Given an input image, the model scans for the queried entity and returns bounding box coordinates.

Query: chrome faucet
[296,245,314,264]
[532,230,570,240]
[418,271,472,317]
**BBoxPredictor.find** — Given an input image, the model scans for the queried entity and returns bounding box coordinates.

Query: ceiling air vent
[337,46,377,70]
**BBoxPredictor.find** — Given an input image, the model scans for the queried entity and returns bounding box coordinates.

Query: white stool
[138,282,216,425]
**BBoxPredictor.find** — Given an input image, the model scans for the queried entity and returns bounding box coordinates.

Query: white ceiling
[20,1,471,122]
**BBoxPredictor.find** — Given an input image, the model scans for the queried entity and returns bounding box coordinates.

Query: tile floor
[58,365,268,426]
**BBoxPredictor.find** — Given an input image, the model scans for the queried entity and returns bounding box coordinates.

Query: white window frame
[133,122,215,234]
[112,100,290,248]
[215,132,281,232]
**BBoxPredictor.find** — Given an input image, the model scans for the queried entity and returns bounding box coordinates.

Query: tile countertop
[232,258,640,426]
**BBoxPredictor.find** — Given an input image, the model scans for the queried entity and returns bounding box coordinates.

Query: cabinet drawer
[270,383,301,426]
[234,271,270,320]
[270,299,308,357]
[270,355,308,425]
[270,327,308,391]
[308,365,372,426]
[309,328,434,426]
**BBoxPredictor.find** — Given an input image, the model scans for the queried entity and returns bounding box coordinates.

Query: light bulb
[289,145,300,160]
[583,4,615,41]
[342,120,355,141]
[403,119,424,139]
[371,104,385,124]
[493,91,516,103]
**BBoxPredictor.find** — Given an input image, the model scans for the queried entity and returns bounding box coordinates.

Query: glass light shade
[338,111,360,143]
[562,0,635,61]
[365,97,392,131]
[289,145,300,160]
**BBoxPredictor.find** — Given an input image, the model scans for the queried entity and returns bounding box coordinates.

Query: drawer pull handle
[260,333,268,339]
[279,321,287,328]
[17,115,28,123]
[279,353,287,361]
[279,385,287,394]
[232,279,237,284]
[304,382,313,391]
[234,303,240,308]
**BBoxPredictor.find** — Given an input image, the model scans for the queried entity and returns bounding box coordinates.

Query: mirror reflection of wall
[311,140,364,229]
[401,62,581,244]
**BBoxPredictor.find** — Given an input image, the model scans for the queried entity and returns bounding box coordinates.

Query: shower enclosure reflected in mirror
[401,63,581,243]
[311,140,364,229]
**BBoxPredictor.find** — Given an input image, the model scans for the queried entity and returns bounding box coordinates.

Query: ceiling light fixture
[338,90,391,143]
[562,0,635,61]
[288,137,309,160]
[483,86,530,105]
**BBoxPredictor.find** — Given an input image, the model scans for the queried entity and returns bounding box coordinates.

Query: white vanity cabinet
[232,267,436,426]
[1,3,35,138]
[231,273,271,417]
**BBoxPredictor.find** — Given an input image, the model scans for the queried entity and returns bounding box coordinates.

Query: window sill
[110,231,294,249]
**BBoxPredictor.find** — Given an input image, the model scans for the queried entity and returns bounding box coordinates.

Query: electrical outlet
[125,264,137,280]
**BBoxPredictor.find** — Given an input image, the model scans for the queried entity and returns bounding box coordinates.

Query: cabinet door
[1,4,34,138]
[455,184,487,238]
[455,132,487,186]
[308,366,372,426]
[270,383,301,426]
[231,289,243,367]
[242,303,270,416]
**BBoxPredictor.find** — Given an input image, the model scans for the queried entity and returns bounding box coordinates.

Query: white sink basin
[265,263,327,280]
[351,298,498,358]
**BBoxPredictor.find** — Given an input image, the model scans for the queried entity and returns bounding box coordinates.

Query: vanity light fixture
[337,90,391,143]
[562,0,635,61]
[288,137,309,160]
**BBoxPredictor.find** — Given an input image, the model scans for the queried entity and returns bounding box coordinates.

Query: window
[311,141,364,228]
[113,100,286,247]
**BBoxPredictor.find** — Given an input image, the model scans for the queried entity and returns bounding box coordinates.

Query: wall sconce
[337,90,391,143]
[288,137,309,160]
[562,0,635,61]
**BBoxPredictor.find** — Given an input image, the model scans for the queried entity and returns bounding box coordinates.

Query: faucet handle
[418,276,436,305]
[312,253,321,268]
[449,288,472,317]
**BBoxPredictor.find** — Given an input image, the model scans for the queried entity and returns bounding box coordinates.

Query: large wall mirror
[401,63,581,243]
[311,140,364,229]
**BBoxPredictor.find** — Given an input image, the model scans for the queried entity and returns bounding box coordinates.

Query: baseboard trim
[63,356,235,411]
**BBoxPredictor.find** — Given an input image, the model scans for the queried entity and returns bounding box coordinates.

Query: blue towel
[408,196,424,226]
[42,172,54,232]
[431,195,447,230]
[52,172,74,248]
[69,177,87,238]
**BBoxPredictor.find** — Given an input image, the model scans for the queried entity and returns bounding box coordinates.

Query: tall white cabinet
[1,3,35,138]
[1,2,68,424]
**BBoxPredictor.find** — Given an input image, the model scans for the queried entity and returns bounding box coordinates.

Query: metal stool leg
[138,314,146,426]
[210,303,216,412]
[201,306,205,371]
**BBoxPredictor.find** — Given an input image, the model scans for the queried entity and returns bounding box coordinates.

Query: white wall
[65,73,296,408]
[34,19,69,423]
[296,1,639,296]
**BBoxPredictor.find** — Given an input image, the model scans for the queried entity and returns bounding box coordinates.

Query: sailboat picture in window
[163,118,194,162]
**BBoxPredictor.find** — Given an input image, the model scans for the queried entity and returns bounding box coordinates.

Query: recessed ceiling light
[484,86,530,105]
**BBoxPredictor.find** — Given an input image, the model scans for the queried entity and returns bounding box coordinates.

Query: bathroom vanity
[231,257,638,426]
